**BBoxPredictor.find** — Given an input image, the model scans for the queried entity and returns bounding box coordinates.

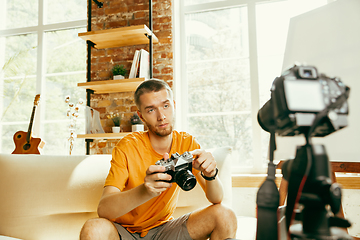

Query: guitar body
[12,94,45,154]
[12,131,44,154]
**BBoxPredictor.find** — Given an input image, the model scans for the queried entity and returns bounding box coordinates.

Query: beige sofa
[0,146,256,240]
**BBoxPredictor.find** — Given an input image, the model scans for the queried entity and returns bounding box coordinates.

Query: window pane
[188,114,253,165]
[46,0,86,24]
[45,74,85,121]
[1,34,37,122]
[44,28,86,155]
[45,28,87,74]
[0,0,38,30]
[0,34,37,153]
[1,34,37,78]
[188,58,251,114]
[185,7,252,167]
[43,121,85,155]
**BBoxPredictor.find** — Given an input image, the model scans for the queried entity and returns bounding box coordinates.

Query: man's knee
[80,218,119,240]
[210,204,237,228]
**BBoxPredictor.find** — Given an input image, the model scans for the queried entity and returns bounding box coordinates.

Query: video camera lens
[175,169,197,191]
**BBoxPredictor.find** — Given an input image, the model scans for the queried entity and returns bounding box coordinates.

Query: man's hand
[190,149,217,178]
[144,153,173,197]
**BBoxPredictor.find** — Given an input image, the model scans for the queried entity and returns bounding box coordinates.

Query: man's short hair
[134,79,173,109]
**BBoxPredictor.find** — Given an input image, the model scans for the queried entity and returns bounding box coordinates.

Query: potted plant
[130,112,144,132]
[112,64,127,80]
[107,112,122,133]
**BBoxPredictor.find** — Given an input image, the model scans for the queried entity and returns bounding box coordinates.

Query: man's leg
[186,204,237,240]
[80,218,121,240]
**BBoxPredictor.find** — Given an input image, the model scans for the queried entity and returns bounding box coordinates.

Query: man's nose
[157,109,166,121]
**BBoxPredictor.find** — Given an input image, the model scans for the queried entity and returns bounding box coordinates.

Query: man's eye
[164,104,169,108]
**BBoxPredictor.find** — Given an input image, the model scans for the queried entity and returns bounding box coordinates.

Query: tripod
[282,134,352,239]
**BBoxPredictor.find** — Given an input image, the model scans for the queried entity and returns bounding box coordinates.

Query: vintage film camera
[256,65,352,240]
[155,151,197,191]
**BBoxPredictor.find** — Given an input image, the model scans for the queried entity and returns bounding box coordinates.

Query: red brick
[161,67,173,74]
[130,106,138,112]
[97,71,111,78]
[87,0,173,153]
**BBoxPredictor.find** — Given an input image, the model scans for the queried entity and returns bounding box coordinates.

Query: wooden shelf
[77,78,145,94]
[77,132,130,139]
[78,25,159,49]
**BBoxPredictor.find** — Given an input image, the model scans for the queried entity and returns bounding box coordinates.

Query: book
[129,50,140,79]
[139,49,150,80]
[85,106,105,134]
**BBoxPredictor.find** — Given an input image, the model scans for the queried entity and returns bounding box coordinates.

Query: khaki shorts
[113,213,192,240]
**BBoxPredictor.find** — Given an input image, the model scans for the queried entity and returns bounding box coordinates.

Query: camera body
[258,65,349,137]
[155,151,197,191]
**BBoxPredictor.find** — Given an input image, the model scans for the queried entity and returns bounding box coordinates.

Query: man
[80,79,237,240]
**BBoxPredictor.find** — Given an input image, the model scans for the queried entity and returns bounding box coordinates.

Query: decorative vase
[112,126,121,133]
[113,75,125,80]
[132,124,144,132]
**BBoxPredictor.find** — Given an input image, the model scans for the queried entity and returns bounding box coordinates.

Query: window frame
[174,0,334,174]
[0,0,86,153]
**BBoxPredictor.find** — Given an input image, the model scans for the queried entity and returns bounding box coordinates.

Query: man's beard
[144,120,174,137]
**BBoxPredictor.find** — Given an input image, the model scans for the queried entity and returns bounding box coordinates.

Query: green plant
[107,112,122,126]
[130,112,142,125]
[112,64,127,76]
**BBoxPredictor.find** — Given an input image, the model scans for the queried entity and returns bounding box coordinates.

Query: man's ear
[173,100,176,109]
[137,110,144,121]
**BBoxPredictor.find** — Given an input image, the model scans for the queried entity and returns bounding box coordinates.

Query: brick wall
[88,0,173,154]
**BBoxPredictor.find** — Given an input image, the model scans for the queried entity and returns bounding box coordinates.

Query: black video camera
[256,65,352,240]
[155,151,197,191]
[258,65,349,137]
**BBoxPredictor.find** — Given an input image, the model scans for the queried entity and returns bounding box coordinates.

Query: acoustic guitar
[12,94,45,154]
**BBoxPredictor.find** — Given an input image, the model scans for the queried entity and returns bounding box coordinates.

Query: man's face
[138,89,175,137]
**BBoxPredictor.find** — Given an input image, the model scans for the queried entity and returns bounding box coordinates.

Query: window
[176,0,332,173]
[0,0,86,154]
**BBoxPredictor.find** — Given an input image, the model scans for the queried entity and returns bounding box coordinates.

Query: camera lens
[175,169,197,191]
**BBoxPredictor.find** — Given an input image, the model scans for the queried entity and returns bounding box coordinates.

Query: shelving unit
[77,132,129,139]
[79,0,155,154]
[77,78,145,94]
[78,25,158,49]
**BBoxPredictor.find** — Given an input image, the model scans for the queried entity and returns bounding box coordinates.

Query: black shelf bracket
[149,0,153,79]
[92,0,103,8]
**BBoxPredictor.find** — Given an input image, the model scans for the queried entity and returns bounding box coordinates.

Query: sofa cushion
[0,154,112,240]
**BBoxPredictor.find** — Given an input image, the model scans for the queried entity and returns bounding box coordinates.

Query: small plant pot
[113,75,125,80]
[132,124,144,132]
[112,126,121,133]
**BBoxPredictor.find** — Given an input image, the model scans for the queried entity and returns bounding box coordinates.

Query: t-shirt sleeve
[104,144,129,191]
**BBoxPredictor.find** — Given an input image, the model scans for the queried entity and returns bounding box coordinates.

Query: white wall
[274,0,360,162]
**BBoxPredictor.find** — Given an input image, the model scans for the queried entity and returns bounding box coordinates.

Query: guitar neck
[26,105,37,143]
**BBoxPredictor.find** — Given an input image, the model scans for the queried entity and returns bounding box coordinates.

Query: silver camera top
[155,151,193,168]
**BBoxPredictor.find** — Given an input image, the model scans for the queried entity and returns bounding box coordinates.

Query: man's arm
[191,149,224,204]
[97,165,172,220]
